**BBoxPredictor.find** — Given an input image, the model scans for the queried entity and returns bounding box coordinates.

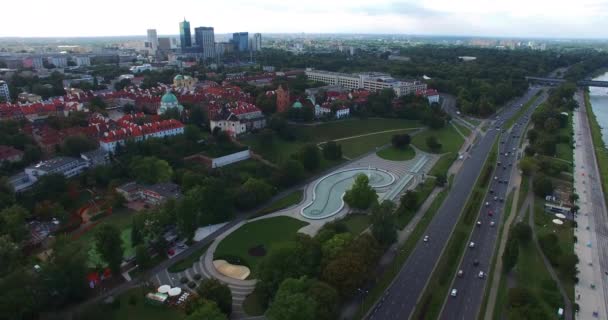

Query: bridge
[526,76,608,88]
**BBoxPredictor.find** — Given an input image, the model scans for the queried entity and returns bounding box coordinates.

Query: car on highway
[494,196,498,201]
[488,210,494,216]
[423,235,430,242]
[457,270,464,278]
[477,220,482,227]
[485,202,490,207]
[473,259,480,266]
[478,271,485,279]
[490,221,496,227]
[451,289,458,297]
[469,242,475,248]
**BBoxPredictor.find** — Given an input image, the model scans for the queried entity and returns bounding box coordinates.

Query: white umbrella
[168,287,182,297]
[158,285,171,293]
[552,219,564,225]
[555,213,566,219]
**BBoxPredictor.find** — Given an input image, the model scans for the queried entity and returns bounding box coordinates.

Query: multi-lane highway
[366,87,542,320]
[439,90,547,320]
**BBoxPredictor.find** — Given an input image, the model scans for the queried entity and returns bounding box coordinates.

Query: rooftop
[27,156,85,172]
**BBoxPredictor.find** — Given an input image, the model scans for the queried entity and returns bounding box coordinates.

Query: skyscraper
[147,29,158,52]
[252,33,262,51]
[194,27,215,59]
[179,19,192,49]
[232,32,249,52]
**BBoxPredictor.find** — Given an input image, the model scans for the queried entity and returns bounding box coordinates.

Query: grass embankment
[396,178,436,229]
[376,145,416,161]
[244,118,420,164]
[253,190,304,218]
[415,125,466,178]
[516,175,530,213]
[214,216,309,277]
[76,287,185,320]
[167,244,210,273]
[412,138,498,320]
[355,186,449,319]
[339,129,416,159]
[584,91,608,204]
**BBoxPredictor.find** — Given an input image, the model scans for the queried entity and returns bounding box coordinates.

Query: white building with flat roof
[305,69,426,96]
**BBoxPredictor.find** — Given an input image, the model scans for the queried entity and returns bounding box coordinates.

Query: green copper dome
[161,92,178,104]
[173,75,184,81]
[292,101,303,109]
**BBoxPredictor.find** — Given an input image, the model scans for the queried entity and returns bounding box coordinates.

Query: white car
[477,220,482,226]
[469,242,475,248]
[490,221,496,227]
[423,235,430,242]
[457,270,464,277]
[478,271,485,279]
[485,202,490,207]
[451,289,458,297]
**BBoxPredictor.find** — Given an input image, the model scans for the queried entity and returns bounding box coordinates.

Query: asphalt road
[366,87,542,320]
[439,89,547,320]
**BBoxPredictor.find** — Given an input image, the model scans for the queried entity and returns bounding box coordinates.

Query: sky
[1,0,607,38]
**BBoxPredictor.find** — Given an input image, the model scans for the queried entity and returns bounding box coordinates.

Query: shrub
[128,295,137,306]
[193,273,202,281]
[188,281,197,289]
[180,277,188,284]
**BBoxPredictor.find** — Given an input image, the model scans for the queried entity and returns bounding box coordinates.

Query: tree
[185,300,227,320]
[43,236,88,307]
[266,277,317,320]
[558,253,579,276]
[344,174,378,210]
[89,96,107,109]
[399,190,419,211]
[533,175,553,197]
[297,144,321,171]
[129,156,173,184]
[518,157,538,176]
[235,178,274,210]
[322,141,342,161]
[502,234,519,273]
[508,287,534,308]
[0,177,15,211]
[0,205,29,243]
[426,135,442,152]
[435,173,447,187]
[512,222,532,244]
[197,279,232,315]
[544,117,560,132]
[189,106,207,127]
[0,236,21,276]
[114,78,132,91]
[275,159,305,187]
[176,193,200,240]
[309,280,339,320]
[94,224,124,274]
[391,134,411,149]
[135,244,151,269]
[371,200,397,246]
[321,233,353,261]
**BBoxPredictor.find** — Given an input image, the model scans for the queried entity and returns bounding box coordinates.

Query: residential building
[305,69,427,97]
[194,27,215,59]
[22,57,44,69]
[147,29,158,52]
[0,80,9,102]
[0,145,24,163]
[173,75,197,91]
[416,89,440,104]
[336,106,350,119]
[179,19,192,49]
[209,103,266,137]
[116,182,182,206]
[99,119,185,152]
[25,156,88,182]
[80,149,110,167]
[158,91,184,115]
[48,56,68,68]
[18,92,42,103]
[74,56,91,66]
[252,33,262,51]
[232,32,249,52]
[130,64,152,73]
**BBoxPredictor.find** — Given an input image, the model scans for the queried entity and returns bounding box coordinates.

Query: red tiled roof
[0,145,24,160]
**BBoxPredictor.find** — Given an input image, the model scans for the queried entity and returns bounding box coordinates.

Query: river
[589,72,608,148]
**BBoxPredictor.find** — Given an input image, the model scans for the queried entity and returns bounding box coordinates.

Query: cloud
[352,1,447,18]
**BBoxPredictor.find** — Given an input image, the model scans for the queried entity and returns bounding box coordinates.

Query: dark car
[473,260,480,266]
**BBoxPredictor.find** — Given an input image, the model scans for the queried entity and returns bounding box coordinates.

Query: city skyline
[0,0,607,39]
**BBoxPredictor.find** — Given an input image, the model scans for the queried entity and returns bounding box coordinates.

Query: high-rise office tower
[147,29,158,52]
[0,80,10,102]
[252,33,262,51]
[194,27,215,59]
[179,19,192,49]
[232,32,249,52]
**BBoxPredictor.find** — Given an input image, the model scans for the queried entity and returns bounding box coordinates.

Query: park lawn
[467,118,482,127]
[254,190,304,218]
[243,118,420,163]
[214,216,309,277]
[341,214,372,235]
[554,111,574,163]
[428,153,458,178]
[396,178,436,229]
[454,122,472,137]
[412,125,464,154]
[339,129,415,159]
[376,145,416,161]
[77,287,185,320]
[168,244,210,273]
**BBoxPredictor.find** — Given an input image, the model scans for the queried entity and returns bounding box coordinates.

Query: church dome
[292,101,303,109]
[173,75,184,81]
[161,92,178,104]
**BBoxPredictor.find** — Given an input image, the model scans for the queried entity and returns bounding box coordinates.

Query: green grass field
[253,190,304,218]
[77,287,185,320]
[214,216,309,277]
[339,129,415,159]
[454,122,472,137]
[167,244,210,273]
[412,126,464,154]
[341,214,372,235]
[376,145,416,161]
[243,118,420,163]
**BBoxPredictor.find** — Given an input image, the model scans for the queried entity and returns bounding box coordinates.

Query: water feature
[589,72,608,148]
[300,168,395,220]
